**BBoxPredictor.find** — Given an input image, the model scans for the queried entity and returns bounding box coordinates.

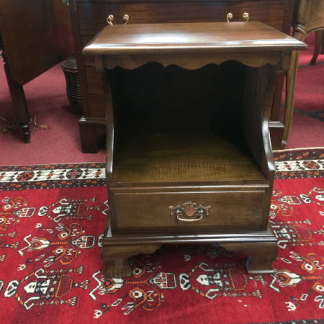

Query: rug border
[0,148,323,169]
[0,148,323,190]
[274,147,324,152]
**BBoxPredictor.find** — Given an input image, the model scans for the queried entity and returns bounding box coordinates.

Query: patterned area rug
[0,148,324,324]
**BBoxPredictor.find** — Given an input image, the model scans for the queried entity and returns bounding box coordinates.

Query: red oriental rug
[0,149,324,324]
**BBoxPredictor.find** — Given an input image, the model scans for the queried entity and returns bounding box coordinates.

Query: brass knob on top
[107,14,114,25]
[226,13,233,22]
[123,14,129,24]
[243,12,249,22]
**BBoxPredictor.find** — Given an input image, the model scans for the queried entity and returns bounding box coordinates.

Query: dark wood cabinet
[0,0,74,142]
[84,20,306,278]
[70,0,295,152]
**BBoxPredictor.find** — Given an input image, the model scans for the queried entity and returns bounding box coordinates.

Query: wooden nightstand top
[83,21,306,55]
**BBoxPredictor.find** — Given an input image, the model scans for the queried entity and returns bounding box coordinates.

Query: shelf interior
[112,131,267,185]
[109,62,270,187]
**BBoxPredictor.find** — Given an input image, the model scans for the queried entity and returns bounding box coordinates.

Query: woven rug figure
[0,149,324,324]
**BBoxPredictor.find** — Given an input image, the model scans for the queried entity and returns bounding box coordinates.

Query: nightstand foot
[245,242,278,274]
[104,258,132,279]
[223,241,278,275]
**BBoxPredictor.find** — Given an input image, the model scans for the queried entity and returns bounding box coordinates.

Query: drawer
[77,1,285,34]
[111,188,267,233]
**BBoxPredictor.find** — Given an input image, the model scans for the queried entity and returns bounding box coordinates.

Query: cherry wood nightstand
[84,21,306,278]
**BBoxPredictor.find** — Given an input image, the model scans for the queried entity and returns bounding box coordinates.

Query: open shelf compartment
[111,131,268,187]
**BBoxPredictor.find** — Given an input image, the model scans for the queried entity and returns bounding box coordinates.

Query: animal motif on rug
[38,197,100,222]
[91,255,167,317]
[270,251,324,311]
[0,197,36,231]
[300,187,324,207]
[17,223,96,270]
[270,187,324,220]
[270,188,298,219]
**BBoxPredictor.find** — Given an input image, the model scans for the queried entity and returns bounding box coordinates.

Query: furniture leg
[269,71,285,150]
[222,241,278,275]
[269,121,285,150]
[282,49,301,148]
[78,117,98,153]
[102,243,161,278]
[310,30,323,65]
[3,52,31,143]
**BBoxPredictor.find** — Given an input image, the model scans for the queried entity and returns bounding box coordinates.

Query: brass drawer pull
[169,201,211,222]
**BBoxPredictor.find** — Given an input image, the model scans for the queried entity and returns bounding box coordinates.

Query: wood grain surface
[83,21,306,56]
[111,132,266,184]
[113,189,266,230]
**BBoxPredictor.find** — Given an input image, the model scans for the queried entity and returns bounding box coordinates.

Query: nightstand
[83,21,306,278]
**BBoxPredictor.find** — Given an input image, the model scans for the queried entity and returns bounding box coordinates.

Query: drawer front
[113,189,266,232]
[77,1,285,34]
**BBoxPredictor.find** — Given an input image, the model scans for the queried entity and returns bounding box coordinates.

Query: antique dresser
[70,0,295,152]
[83,19,306,278]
